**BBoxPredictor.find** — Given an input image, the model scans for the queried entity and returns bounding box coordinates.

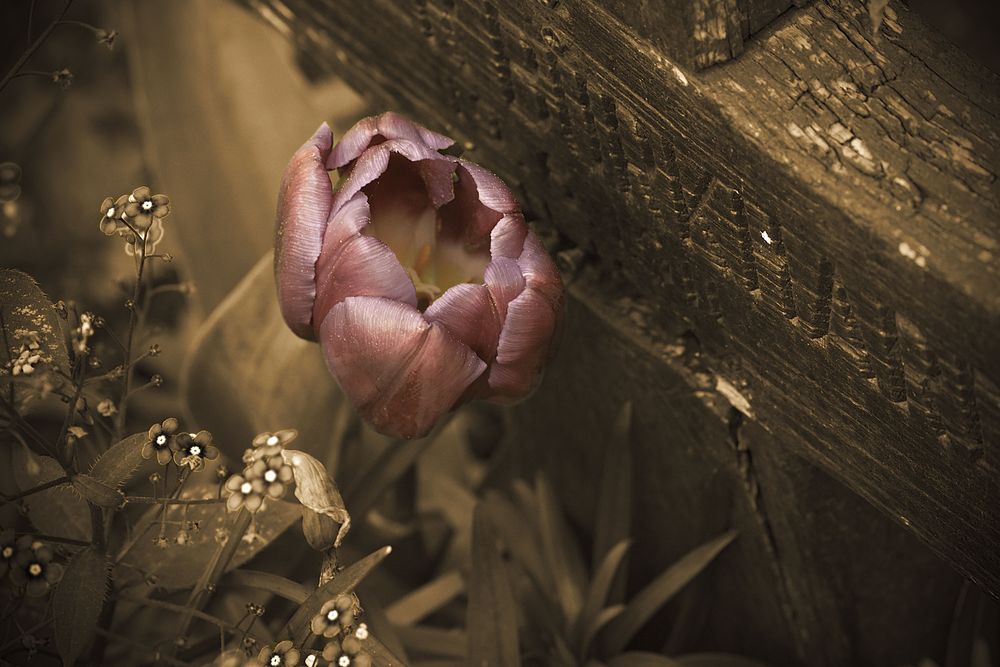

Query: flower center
[28,562,43,577]
[264,470,278,483]
[189,445,202,456]
[156,434,168,446]
[142,200,153,211]
[240,482,253,495]
[106,207,115,218]
[355,623,369,640]
[338,656,351,667]
[269,656,282,667]
[1,547,12,558]
[326,609,339,622]
[266,435,279,446]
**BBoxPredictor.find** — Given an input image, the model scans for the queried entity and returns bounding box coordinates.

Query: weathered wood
[511,272,961,665]
[243,0,1000,599]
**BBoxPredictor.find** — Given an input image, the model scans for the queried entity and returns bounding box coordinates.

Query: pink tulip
[275,113,563,438]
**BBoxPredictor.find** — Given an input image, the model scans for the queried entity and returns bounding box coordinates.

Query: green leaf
[181,254,346,460]
[608,652,684,667]
[385,570,465,626]
[12,445,89,541]
[467,504,520,667]
[535,473,587,627]
[122,482,300,589]
[88,431,146,490]
[53,547,110,666]
[675,653,775,667]
[282,545,393,644]
[0,269,69,407]
[71,473,124,508]
[575,540,631,655]
[602,531,737,655]
[593,401,632,605]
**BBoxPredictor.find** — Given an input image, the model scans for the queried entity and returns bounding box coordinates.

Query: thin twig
[0,0,75,94]
[126,495,225,506]
[0,476,70,504]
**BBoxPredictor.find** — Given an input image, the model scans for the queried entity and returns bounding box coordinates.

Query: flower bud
[275,113,563,438]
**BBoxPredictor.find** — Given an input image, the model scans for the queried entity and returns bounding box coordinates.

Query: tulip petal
[328,111,454,169]
[331,139,451,215]
[457,159,519,215]
[488,286,559,400]
[320,190,372,259]
[320,297,486,438]
[313,203,417,325]
[490,213,529,259]
[484,257,527,323]
[275,122,335,340]
[437,164,502,249]
[518,233,564,309]
[425,284,501,362]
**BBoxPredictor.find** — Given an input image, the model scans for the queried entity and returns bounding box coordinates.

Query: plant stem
[91,627,189,667]
[115,232,148,440]
[0,0,74,94]
[0,476,70,503]
[126,495,225,506]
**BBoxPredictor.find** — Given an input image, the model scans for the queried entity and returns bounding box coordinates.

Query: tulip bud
[281,449,350,548]
[275,113,564,438]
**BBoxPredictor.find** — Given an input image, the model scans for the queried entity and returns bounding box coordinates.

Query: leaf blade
[593,401,632,605]
[467,504,520,667]
[89,432,146,490]
[603,531,737,655]
[575,539,631,654]
[54,547,110,666]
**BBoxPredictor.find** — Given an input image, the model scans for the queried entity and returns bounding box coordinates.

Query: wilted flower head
[275,113,563,438]
[96,28,118,49]
[51,69,73,89]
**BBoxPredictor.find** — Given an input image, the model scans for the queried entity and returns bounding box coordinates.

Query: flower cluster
[322,623,372,667]
[140,419,218,471]
[0,532,63,597]
[10,338,41,376]
[98,186,170,256]
[223,430,297,513]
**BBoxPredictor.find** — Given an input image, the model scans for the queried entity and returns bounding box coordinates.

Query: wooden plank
[511,275,961,665]
[242,0,1000,596]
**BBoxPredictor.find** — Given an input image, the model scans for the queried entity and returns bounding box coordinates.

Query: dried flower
[173,430,219,471]
[96,28,118,49]
[222,474,266,513]
[124,186,170,230]
[96,398,117,417]
[0,162,21,202]
[10,537,63,597]
[10,339,41,376]
[310,595,355,638]
[51,68,73,89]
[257,639,300,667]
[142,418,180,466]
[274,113,563,438]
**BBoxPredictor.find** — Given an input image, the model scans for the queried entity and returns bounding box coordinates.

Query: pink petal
[484,257,526,323]
[275,123,335,341]
[490,213,529,259]
[320,297,486,438]
[517,232,564,309]
[425,284,501,362]
[437,165,502,249]
[331,139,452,215]
[328,112,454,169]
[313,234,417,327]
[457,159,519,215]
[487,286,560,401]
[320,190,372,259]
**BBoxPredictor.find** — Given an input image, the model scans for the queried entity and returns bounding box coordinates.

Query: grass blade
[467,504,520,667]
[535,473,587,627]
[574,540,631,654]
[603,531,737,655]
[386,570,465,626]
[593,401,632,605]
